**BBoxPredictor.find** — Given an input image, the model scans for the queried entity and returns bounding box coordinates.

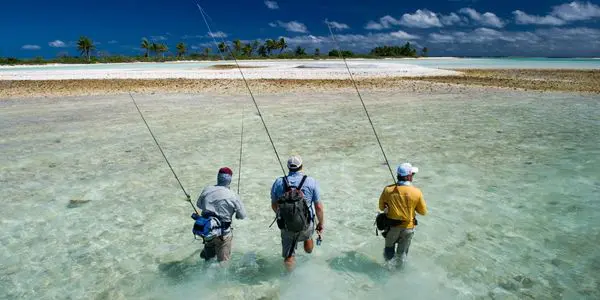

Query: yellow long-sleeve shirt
[378,183,427,229]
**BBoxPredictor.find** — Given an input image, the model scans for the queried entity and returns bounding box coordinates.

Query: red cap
[218,167,233,176]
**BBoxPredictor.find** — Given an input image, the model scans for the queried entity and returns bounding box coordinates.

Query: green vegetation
[1,35,427,65]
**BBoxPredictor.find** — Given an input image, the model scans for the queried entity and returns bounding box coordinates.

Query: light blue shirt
[271,171,321,218]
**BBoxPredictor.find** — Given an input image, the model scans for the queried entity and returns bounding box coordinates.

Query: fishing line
[196,4,287,177]
[128,92,199,214]
[195,3,226,60]
[326,21,397,184]
[237,104,245,194]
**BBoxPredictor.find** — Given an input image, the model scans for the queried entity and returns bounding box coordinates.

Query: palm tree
[157,43,168,58]
[150,43,159,57]
[294,46,306,56]
[203,47,211,58]
[77,36,95,62]
[421,47,429,57]
[242,43,252,57]
[233,39,242,56]
[258,45,267,57]
[314,48,320,57]
[176,42,187,58]
[251,40,260,55]
[278,37,288,54]
[141,38,150,58]
[265,39,276,56]
[217,41,227,55]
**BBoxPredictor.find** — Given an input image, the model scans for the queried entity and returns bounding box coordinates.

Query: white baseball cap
[397,163,419,176]
[287,155,303,169]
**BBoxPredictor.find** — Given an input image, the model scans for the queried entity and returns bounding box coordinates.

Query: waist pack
[191,211,230,240]
[276,175,311,233]
[374,213,418,236]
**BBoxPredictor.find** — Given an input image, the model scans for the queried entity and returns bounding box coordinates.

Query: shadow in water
[327,251,391,282]
[157,250,284,286]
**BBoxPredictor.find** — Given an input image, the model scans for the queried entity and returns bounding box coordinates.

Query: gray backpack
[276,176,310,232]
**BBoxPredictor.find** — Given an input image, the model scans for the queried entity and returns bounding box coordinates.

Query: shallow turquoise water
[0,89,598,299]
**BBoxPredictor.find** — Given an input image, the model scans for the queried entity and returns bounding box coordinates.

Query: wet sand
[0,69,598,99]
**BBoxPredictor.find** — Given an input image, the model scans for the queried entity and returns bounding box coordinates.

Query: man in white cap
[271,155,324,271]
[378,162,427,264]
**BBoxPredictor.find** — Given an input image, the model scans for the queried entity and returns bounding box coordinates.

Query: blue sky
[2,0,600,58]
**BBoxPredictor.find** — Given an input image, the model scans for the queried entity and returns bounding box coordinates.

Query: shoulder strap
[282,176,290,191]
[297,175,308,190]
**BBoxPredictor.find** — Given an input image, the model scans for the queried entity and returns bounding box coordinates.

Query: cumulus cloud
[150,35,168,41]
[208,31,228,38]
[326,20,350,30]
[513,10,566,25]
[280,31,420,52]
[22,44,41,50]
[459,8,505,28]
[48,40,67,47]
[427,26,600,56]
[399,9,443,28]
[268,22,277,27]
[364,15,401,30]
[513,1,600,26]
[264,0,279,10]
[551,1,600,21]
[440,12,464,26]
[275,20,308,33]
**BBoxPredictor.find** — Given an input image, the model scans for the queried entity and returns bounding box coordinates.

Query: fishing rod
[195,3,225,61]
[237,104,245,194]
[196,3,288,178]
[326,20,397,185]
[128,92,199,214]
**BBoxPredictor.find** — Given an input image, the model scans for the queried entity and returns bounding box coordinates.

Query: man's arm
[416,191,428,216]
[196,190,206,211]
[315,202,324,233]
[378,188,387,211]
[234,195,247,220]
[271,179,280,213]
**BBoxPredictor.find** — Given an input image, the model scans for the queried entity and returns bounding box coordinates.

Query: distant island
[0,36,428,65]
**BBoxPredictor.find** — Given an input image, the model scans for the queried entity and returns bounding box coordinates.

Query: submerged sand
[1,69,599,100]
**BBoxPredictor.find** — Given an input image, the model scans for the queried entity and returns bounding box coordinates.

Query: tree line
[2,36,430,65]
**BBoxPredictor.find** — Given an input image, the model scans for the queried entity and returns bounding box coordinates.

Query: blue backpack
[191,211,222,240]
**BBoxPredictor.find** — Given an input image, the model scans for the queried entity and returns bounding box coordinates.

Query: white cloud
[268,22,277,27]
[281,31,421,52]
[551,1,600,21]
[48,40,66,47]
[390,30,420,40]
[276,20,308,33]
[326,20,350,30]
[150,35,168,41]
[429,33,456,43]
[108,40,118,44]
[264,0,279,10]
[513,2,600,26]
[208,31,227,38]
[459,8,505,28]
[440,12,464,26]
[365,21,385,30]
[513,10,566,25]
[399,9,443,28]
[364,15,401,30]
[22,44,41,50]
[428,28,541,44]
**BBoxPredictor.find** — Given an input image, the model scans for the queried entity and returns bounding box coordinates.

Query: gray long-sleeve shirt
[196,185,247,223]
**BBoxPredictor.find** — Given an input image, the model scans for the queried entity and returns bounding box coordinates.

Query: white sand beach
[0,60,460,80]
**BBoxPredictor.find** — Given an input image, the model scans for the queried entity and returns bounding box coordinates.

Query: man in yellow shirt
[378,163,427,264]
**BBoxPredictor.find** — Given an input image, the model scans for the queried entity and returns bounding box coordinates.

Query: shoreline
[1,69,598,99]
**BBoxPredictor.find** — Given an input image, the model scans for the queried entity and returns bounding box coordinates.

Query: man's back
[271,172,320,212]
[379,184,427,228]
[197,185,246,223]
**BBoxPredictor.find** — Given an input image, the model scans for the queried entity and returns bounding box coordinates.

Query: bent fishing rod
[128,92,199,214]
[195,3,288,178]
[326,20,397,185]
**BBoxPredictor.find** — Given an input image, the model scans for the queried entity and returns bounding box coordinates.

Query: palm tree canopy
[77,36,95,55]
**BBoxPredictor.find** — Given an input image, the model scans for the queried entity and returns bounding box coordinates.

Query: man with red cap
[196,167,247,262]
